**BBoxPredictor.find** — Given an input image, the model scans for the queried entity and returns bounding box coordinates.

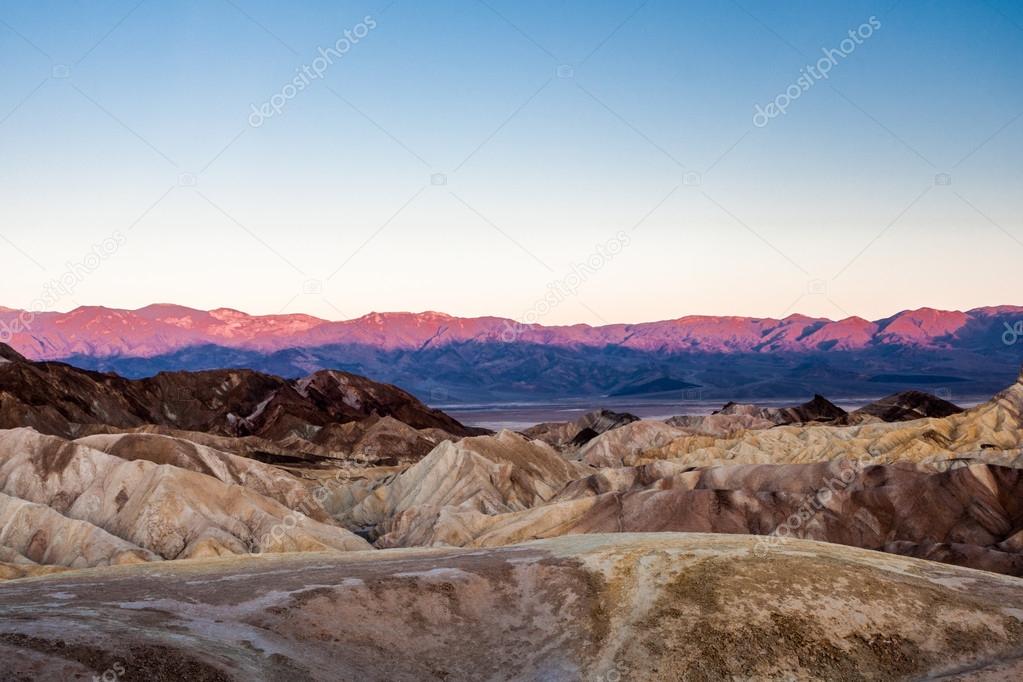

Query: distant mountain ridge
[3,303,1022,357]
[2,304,1021,401]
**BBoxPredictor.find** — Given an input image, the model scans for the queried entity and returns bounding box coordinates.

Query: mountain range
[3,303,1022,401]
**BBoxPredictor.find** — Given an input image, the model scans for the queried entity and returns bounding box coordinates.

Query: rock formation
[73,432,331,519]
[337,431,584,545]
[384,460,1023,576]
[846,389,964,423]
[0,342,477,451]
[640,375,1023,468]
[0,428,370,565]
[521,409,638,449]
[3,534,1023,680]
[712,393,848,424]
[309,415,451,465]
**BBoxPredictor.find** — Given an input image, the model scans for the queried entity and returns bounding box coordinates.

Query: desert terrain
[2,342,1023,679]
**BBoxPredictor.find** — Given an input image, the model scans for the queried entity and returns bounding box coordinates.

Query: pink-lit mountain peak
[876,307,970,341]
[56,306,162,331]
[353,310,456,327]
[972,305,1023,315]
[1,303,1017,360]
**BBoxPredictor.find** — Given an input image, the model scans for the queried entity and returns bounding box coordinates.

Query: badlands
[2,342,1023,680]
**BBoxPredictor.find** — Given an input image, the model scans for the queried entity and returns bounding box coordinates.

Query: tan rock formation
[339,430,584,545]
[310,415,449,464]
[578,420,688,467]
[641,376,1023,467]
[74,432,331,521]
[0,492,157,568]
[0,428,370,565]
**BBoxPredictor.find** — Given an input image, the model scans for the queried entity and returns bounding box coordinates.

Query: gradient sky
[1,0,1021,325]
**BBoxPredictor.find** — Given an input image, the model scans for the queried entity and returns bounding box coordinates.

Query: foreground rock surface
[2,534,1023,681]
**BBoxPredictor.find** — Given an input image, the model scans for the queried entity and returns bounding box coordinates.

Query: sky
[1,0,1021,325]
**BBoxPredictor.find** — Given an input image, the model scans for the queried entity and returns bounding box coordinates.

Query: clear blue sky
[1,0,1021,324]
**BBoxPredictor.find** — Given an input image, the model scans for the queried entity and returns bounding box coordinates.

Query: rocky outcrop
[586,404,824,468]
[73,432,331,521]
[578,420,688,467]
[3,534,1023,680]
[74,423,345,469]
[375,459,1023,576]
[713,393,848,424]
[0,428,370,566]
[663,412,775,437]
[309,415,449,465]
[0,343,477,446]
[521,409,638,449]
[847,389,964,423]
[339,431,583,545]
[295,370,476,435]
[623,371,1023,469]
[0,492,157,569]
[0,562,67,580]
